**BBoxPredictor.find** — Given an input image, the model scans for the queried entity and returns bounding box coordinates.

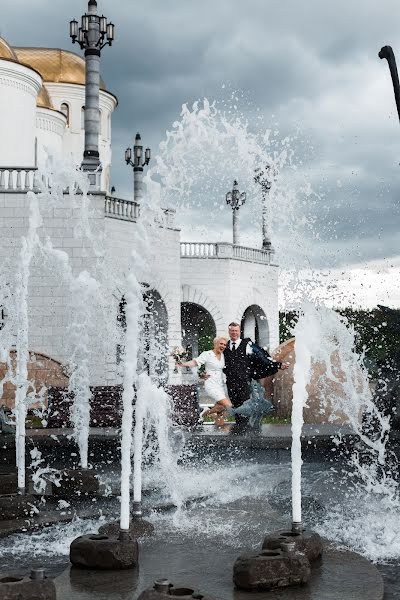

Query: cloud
[2,0,400,304]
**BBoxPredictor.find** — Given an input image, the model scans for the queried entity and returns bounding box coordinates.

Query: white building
[0,36,279,405]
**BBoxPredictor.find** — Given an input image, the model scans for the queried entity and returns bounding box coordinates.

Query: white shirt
[229,338,253,355]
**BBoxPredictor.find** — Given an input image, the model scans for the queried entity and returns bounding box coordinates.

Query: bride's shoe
[198,407,210,422]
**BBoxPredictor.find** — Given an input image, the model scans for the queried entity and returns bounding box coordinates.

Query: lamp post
[125,133,151,203]
[379,46,400,123]
[69,0,114,183]
[254,164,277,251]
[226,180,246,245]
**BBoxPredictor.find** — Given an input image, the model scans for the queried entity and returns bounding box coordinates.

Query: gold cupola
[0,37,18,62]
[14,47,106,90]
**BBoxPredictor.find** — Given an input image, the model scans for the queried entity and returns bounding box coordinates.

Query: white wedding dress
[195,350,227,402]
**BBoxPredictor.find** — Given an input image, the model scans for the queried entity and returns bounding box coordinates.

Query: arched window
[81,106,85,129]
[60,103,70,126]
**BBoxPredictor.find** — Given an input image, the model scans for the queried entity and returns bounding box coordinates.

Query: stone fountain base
[0,569,56,600]
[262,528,323,562]
[99,518,154,538]
[70,531,139,570]
[233,524,323,592]
[233,546,311,591]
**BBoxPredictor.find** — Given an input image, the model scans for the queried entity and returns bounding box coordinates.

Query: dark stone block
[233,548,311,591]
[52,469,100,498]
[99,518,154,538]
[0,573,56,599]
[138,579,217,600]
[70,532,138,570]
[47,384,199,430]
[262,528,323,562]
[0,473,17,496]
[47,385,123,428]
[0,494,38,521]
[165,385,199,430]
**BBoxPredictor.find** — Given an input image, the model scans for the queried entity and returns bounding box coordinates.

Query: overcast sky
[2,0,400,307]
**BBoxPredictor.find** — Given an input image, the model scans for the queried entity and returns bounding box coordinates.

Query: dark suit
[224,338,252,431]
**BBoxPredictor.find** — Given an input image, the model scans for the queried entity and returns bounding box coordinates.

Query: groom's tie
[231,342,236,352]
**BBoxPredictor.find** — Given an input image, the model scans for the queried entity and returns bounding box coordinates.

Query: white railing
[0,167,41,192]
[104,196,140,221]
[180,242,217,258]
[233,245,273,264]
[180,242,273,265]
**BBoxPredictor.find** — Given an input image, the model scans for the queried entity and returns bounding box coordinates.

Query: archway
[117,287,169,384]
[181,302,216,359]
[241,305,269,347]
[141,286,169,384]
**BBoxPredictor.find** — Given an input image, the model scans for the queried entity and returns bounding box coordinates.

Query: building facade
[0,36,279,403]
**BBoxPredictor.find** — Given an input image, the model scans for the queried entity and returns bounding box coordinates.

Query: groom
[224,321,287,433]
[223,322,254,433]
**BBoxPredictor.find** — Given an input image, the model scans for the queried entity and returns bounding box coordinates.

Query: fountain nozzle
[131,501,142,519]
[30,567,45,581]
[291,521,303,535]
[154,579,171,593]
[118,529,131,542]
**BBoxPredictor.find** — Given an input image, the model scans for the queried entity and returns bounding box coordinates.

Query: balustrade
[180,242,273,265]
[180,242,217,258]
[0,167,40,192]
[104,195,140,221]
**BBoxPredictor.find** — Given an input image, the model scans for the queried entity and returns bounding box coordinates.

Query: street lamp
[254,164,277,250]
[379,46,400,123]
[125,133,151,203]
[226,180,246,245]
[69,0,115,183]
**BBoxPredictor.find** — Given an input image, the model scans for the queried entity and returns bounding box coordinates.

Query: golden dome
[36,85,54,110]
[13,47,106,90]
[0,37,18,61]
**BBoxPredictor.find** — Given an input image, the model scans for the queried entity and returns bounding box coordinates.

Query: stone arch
[181,302,217,358]
[241,304,269,347]
[181,285,224,332]
[141,285,169,384]
[236,289,270,347]
[116,279,170,384]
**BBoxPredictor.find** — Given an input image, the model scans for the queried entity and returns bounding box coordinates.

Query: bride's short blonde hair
[213,336,228,345]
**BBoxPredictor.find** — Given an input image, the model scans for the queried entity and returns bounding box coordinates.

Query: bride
[176,336,231,422]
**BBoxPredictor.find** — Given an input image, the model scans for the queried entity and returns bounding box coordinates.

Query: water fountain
[0,7,397,600]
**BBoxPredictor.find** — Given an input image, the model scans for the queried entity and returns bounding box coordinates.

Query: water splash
[292,301,399,561]
[13,192,42,490]
[137,372,185,513]
[147,98,318,268]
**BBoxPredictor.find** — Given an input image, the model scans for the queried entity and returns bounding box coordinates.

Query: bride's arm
[176,359,198,367]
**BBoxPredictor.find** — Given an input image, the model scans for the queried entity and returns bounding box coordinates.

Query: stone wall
[269,338,359,425]
[180,255,279,350]
[0,350,68,409]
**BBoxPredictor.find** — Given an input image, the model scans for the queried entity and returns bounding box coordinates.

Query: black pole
[379,45,400,123]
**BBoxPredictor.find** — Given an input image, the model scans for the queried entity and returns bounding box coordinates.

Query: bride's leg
[214,410,227,428]
[205,398,231,416]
